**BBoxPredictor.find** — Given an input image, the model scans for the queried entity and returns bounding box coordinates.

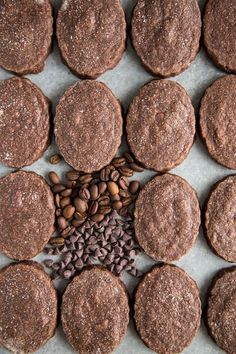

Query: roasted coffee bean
[60,197,71,209]
[110,170,120,181]
[99,206,112,215]
[112,201,123,210]
[90,184,99,200]
[98,195,110,206]
[60,188,72,197]
[119,166,133,177]
[107,181,119,196]
[50,237,65,246]
[55,193,61,208]
[119,189,131,198]
[79,187,90,201]
[121,197,133,207]
[111,157,126,167]
[49,171,61,185]
[55,209,62,216]
[119,176,129,190]
[98,181,107,194]
[119,206,128,216]
[72,218,85,227]
[62,205,75,219]
[75,211,87,221]
[52,184,66,193]
[66,180,77,189]
[129,162,144,172]
[61,226,74,238]
[66,170,80,181]
[123,152,134,164]
[79,174,92,184]
[129,180,140,194]
[100,168,108,182]
[89,201,99,215]
[92,213,104,222]
[110,194,120,202]
[57,216,68,230]
[49,154,61,165]
[74,197,88,213]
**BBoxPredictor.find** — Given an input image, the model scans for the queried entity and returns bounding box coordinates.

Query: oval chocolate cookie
[134,264,201,354]
[0,171,55,260]
[55,80,123,173]
[62,266,129,354]
[131,0,201,77]
[203,0,236,73]
[0,77,50,168]
[134,173,200,262]
[126,80,195,172]
[0,0,53,74]
[200,75,236,169]
[204,175,236,262]
[56,0,126,79]
[206,267,236,353]
[0,261,57,353]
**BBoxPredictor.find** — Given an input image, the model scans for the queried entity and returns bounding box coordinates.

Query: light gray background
[0,0,232,353]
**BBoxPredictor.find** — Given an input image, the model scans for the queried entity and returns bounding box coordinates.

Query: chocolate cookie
[134,173,200,262]
[0,0,53,75]
[203,0,236,73]
[56,0,126,79]
[204,175,236,263]
[206,267,236,354]
[134,264,201,354]
[126,80,195,172]
[0,171,55,260]
[200,75,236,169]
[0,77,50,168]
[61,266,129,354]
[0,261,57,353]
[131,0,201,77]
[55,80,123,173]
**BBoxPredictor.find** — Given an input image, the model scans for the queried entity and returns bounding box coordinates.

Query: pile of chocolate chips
[44,152,143,280]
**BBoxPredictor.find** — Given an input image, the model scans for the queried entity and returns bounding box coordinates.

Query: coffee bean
[79,174,92,184]
[79,187,90,201]
[98,195,110,206]
[129,162,144,172]
[123,152,134,164]
[90,184,99,200]
[98,181,107,194]
[100,168,108,182]
[55,209,62,216]
[49,154,61,165]
[60,197,71,209]
[50,237,65,246]
[110,170,120,181]
[55,193,61,208]
[66,180,77,189]
[119,166,133,177]
[107,181,119,196]
[66,170,80,181]
[92,213,104,222]
[119,206,128,216]
[121,197,132,207]
[111,194,120,202]
[129,180,140,194]
[112,201,123,210]
[111,157,126,167]
[89,200,99,215]
[74,198,88,213]
[72,218,85,227]
[119,189,131,198]
[60,188,72,197]
[99,206,111,215]
[52,184,66,193]
[57,216,68,230]
[118,176,129,190]
[48,171,61,185]
[62,205,75,219]
[75,211,87,221]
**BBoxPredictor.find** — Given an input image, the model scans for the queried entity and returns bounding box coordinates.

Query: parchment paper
[0,1,230,353]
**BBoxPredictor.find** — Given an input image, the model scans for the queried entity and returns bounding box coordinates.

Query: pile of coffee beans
[45,211,142,279]
[45,152,143,279]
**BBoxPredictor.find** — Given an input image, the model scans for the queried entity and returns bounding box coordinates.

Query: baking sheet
[0,0,231,353]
